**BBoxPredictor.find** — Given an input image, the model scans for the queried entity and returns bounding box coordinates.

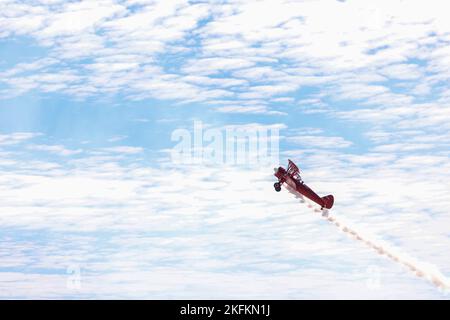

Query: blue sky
[1,0,450,299]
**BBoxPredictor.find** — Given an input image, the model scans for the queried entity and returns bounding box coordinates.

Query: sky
[0,0,450,299]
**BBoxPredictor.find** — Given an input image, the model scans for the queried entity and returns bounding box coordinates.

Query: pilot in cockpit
[293,171,304,184]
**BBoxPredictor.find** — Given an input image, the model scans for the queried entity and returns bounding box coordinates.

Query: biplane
[273,159,334,210]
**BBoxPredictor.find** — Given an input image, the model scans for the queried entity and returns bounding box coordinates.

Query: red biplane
[273,159,334,210]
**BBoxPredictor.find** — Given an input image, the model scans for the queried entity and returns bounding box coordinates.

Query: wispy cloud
[0,0,448,119]
[1,0,450,299]
[27,144,83,156]
[0,133,449,298]
[0,132,41,146]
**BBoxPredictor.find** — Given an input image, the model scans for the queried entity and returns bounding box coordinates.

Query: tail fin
[321,195,334,209]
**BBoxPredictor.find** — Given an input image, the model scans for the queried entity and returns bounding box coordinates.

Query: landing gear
[274,182,281,192]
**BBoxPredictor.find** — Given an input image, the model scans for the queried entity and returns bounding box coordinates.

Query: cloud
[182,58,256,76]
[215,104,286,115]
[379,63,422,80]
[101,146,143,154]
[107,135,127,143]
[0,131,449,298]
[1,0,450,299]
[27,144,83,156]
[0,0,448,117]
[287,134,353,149]
[38,0,125,39]
[0,132,42,146]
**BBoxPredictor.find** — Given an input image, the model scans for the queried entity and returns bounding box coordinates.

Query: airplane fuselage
[274,166,334,209]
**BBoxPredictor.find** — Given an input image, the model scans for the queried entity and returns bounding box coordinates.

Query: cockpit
[287,159,303,184]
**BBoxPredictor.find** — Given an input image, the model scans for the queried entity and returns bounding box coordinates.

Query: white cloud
[287,134,353,149]
[1,0,450,118]
[38,0,125,38]
[27,144,83,156]
[215,104,286,115]
[107,135,127,143]
[0,132,42,146]
[379,63,422,80]
[102,146,143,154]
[0,136,449,298]
[1,0,450,298]
[182,58,256,76]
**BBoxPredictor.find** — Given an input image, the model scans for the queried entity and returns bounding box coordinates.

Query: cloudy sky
[1,0,450,299]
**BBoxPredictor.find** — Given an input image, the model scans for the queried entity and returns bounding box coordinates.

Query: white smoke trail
[325,213,450,291]
[285,185,450,292]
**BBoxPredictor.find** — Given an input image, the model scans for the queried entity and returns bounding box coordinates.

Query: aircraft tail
[321,195,334,209]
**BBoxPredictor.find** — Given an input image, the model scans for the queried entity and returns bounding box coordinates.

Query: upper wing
[287,159,300,176]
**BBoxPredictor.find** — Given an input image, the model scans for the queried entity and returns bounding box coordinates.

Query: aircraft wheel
[274,182,281,192]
